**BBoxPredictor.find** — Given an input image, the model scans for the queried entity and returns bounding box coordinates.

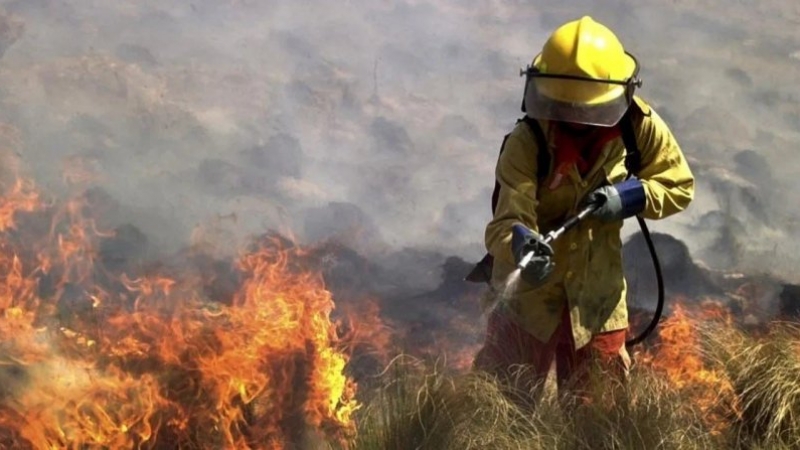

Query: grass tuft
[345,317,800,450]
[702,322,800,449]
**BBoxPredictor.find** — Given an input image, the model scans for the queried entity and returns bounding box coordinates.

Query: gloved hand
[511,223,555,286]
[583,179,646,222]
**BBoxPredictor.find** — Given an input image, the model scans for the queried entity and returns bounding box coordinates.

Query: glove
[511,223,555,286]
[583,179,646,222]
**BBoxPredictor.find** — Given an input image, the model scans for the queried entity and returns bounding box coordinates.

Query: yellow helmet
[523,16,641,126]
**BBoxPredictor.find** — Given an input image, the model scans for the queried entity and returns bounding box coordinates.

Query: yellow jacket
[485,97,694,349]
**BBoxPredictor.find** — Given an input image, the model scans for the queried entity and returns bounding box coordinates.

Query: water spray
[472,201,665,347]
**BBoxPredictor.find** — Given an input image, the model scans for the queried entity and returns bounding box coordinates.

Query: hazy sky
[0,0,798,279]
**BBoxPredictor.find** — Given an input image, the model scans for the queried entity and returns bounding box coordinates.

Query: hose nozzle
[512,223,549,271]
[512,204,600,272]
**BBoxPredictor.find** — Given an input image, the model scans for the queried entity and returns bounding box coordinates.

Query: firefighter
[472,16,695,398]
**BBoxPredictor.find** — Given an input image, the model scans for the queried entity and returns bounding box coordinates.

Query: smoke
[0,0,798,287]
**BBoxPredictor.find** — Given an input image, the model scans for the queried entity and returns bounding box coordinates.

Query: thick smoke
[0,0,798,294]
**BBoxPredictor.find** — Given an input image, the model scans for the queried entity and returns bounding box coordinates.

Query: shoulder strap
[521,117,551,181]
[619,109,641,176]
[490,133,512,214]
[490,118,550,214]
[490,112,641,214]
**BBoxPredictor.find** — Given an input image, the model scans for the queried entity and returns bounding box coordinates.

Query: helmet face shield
[524,77,632,126]
[522,52,641,127]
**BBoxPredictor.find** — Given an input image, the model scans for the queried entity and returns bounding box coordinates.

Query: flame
[0,179,41,232]
[339,299,395,366]
[0,180,357,448]
[639,301,740,435]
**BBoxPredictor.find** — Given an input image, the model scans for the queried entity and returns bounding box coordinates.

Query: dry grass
[350,358,715,449]
[350,356,561,450]
[347,320,800,450]
[701,322,800,449]
[563,366,713,450]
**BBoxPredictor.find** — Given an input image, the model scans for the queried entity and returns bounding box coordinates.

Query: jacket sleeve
[634,105,695,220]
[484,130,540,265]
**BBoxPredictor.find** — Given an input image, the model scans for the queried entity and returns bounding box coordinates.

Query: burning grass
[350,306,800,450]
[1,173,799,449]
[0,179,357,448]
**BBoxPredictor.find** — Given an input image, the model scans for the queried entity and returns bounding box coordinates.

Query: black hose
[625,215,664,347]
[466,202,665,347]
[545,203,665,346]
[539,203,665,346]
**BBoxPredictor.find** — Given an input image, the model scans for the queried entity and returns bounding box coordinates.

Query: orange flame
[0,179,41,232]
[0,181,357,448]
[640,301,739,435]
